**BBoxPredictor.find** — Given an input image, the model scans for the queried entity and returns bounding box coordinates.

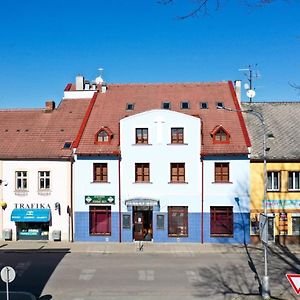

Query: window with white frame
[288,171,300,191]
[292,216,300,235]
[15,171,27,190]
[267,171,280,191]
[39,171,50,190]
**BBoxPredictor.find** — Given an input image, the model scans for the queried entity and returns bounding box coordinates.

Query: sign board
[259,213,268,244]
[286,274,300,295]
[85,195,115,205]
[263,199,300,210]
[1,266,16,283]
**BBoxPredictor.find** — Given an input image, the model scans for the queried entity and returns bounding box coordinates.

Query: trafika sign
[286,274,300,295]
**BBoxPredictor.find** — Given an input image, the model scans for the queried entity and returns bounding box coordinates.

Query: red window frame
[93,163,108,182]
[170,163,185,183]
[136,128,148,144]
[214,163,229,183]
[171,128,184,144]
[135,163,150,182]
[168,206,188,237]
[210,206,233,236]
[89,206,111,236]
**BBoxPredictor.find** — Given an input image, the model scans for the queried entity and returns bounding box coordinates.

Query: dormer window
[200,102,208,109]
[162,102,171,109]
[180,101,190,109]
[211,125,230,144]
[126,103,135,111]
[95,127,113,144]
[216,102,224,109]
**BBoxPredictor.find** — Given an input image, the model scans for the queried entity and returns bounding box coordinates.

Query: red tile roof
[75,81,250,156]
[0,99,91,159]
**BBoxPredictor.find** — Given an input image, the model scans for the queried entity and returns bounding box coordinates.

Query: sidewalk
[0,241,299,254]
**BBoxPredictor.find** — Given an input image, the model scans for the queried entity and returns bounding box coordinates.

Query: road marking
[79,268,96,281]
[15,261,31,277]
[138,270,155,281]
[186,270,199,284]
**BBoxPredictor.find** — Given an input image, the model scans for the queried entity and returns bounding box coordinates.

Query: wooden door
[133,211,144,241]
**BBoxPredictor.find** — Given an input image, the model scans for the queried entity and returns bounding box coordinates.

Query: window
[288,171,300,191]
[38,171,50,190]
[126,103,135,110]
[214,163,229,182]
[89,206,111,235]
[136,128,148,144]
[157,215,165,229]
[162,102,171,109]
[135,163,150,182]
[15,171,27,190]
[200,102,208,109]
[211,125,230,144]
[122,214,131,229]
[93,163,108,182]
[97,130,109,142]
[216,102,224,108]
[267,171,280,191]
[63,141,72,149]
[171,128,184,144]
[170,163,185,183]
[168,206,188,237]
[180,101,190,109]
[292,216,300,235]
[210,206,233,236]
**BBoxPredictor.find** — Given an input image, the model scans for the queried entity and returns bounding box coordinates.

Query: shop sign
[263,200,300,210]
[85,195,115,205]
[14,203,51,209]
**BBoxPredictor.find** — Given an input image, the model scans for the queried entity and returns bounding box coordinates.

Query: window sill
[132,143,152,146]
[210,234,233,238]
[14,190,29,195]
[167,143,188,146]
[38,190,51,195]
[89,233,112,236]
[287,189,300,192]
[267,189,280,192]
[168,182,188,184]
[133,182,153,184]
[168,234,188,238]
[91,181,111,184]
[212,181,233,184]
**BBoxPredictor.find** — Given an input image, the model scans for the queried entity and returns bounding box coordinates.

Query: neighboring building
[242,102,300,244]
[73,80,251,243]
[0,97,91,241]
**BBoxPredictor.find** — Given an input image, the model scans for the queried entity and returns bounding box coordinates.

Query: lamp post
[217,105,270,299]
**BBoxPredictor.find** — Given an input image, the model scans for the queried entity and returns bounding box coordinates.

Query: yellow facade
[250,162,300,242]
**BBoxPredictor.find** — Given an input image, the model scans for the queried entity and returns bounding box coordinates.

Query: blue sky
[0,0,299,108]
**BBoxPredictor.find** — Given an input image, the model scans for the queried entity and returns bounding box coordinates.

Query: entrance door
[268,217,275,242]
[133,206,153,241]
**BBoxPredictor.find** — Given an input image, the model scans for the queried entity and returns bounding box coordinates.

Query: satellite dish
[246,89,256,98]
[244,83,250,90]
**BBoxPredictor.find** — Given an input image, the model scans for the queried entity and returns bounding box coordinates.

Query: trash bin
[3,228,12,241]
[52,230,61,241]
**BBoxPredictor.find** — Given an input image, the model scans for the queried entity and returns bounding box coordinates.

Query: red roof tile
[75,81,250,156]
[0,99,91,159]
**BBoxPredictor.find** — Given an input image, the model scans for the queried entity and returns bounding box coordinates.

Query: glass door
[268,217,275,242]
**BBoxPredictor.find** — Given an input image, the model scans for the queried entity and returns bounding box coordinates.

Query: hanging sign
[85,195,115,205]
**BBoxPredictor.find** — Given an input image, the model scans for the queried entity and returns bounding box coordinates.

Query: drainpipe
[201,157,204,244]
[118,157,122,243]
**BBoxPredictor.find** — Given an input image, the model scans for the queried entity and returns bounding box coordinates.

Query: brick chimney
[45,101,55,112]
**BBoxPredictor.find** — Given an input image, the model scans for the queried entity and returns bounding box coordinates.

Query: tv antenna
[238,64,260,102]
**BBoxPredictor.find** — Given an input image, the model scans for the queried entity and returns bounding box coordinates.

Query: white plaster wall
[73,157,119,212]
[120,109,201,213]
[203,158,250,213]
[63,91,96,99]
[0,161,3,239]
[2,160,71,241]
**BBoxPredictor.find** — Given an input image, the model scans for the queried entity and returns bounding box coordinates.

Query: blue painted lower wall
[74,211,250,244]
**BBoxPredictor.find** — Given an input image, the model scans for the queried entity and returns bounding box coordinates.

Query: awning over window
[11,209,51,222]
[125,198,159,207]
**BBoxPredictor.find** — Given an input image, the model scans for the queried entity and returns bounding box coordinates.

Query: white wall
[73,157,119,212]
[0,161,3,239]
[63,90,96,99]
[120,109,201,212]
[2,160,71,241]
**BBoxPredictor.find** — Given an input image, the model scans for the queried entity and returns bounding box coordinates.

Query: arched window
[94,127,113,144]
[211,125,230,144]
[97,130,109,142]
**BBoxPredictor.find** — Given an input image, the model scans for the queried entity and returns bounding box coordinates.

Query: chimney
[76,75,84,90]
[45,101,55,112]
[234,80,241,103]
[101,83,107,94]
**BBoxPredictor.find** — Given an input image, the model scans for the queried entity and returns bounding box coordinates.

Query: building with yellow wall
[243,102,300,244]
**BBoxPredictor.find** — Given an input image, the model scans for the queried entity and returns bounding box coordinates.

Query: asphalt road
[0,247,299,300]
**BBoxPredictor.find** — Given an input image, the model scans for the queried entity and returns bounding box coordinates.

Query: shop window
[288,171,300,191]
[279,212,288,235]
[135,163,150,182]
[15,171,27,190]
[93,163,108,182]
[170,163,185,183]
[38,171,50,190]
[210,206,233,237]
[136,128,148,144]
[122,214,131,229]
[292,216,300,235]
[89,206,111,236]
[168,206,188,237]
[251,215,260,235]
[214,163,229,183]
[267,171,280,191]
[157,214,165,229]
[171,128,184,144]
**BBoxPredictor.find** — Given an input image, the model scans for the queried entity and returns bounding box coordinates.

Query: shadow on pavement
[0,248,69,299]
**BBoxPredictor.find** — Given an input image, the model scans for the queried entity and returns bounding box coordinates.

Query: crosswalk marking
[138,270,155,281]
[186,270,199,284]
[15,261,31,277]
[79,268,96,281]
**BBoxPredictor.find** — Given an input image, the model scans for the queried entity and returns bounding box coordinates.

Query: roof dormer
[211,125,230,144]
[94,126,113,144]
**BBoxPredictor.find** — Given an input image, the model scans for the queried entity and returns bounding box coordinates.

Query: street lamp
[217,105,270,299]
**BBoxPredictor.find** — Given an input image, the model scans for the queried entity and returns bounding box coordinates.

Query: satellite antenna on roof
[238,64,260,103]
[95,67,104,84]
